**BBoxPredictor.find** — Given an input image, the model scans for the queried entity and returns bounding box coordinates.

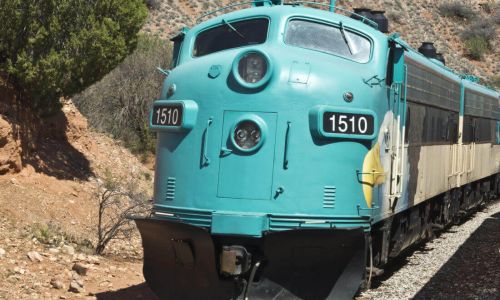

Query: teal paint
[150,5,498,237]
[329,0,336,11]
[218,111,277,200]
[211,213,268,237]
[497,121,500,144]
[208,65,222,78]
[154,6,390,235]
[392,46,405,84]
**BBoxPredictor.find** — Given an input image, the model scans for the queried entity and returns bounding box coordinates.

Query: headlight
[238,52,268,83]
[234,120,261,150]
[232,50,272,89]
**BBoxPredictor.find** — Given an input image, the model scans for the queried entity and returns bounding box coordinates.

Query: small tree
[95,171,151,255]
[0,0,148,114]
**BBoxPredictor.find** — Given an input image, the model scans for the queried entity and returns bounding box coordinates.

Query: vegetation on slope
[74,35,171,157]
[0,0,148,115]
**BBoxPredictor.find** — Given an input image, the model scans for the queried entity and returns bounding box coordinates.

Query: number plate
[152,104,183,127]
[323,112,375,136]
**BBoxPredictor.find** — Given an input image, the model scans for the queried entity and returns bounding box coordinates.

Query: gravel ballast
[359,200,500,300]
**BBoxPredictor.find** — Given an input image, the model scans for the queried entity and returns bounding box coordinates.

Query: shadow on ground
[95,283,160,300]
[413,211,500,299]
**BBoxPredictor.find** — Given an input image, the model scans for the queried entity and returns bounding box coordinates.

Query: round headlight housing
[230,116,267,152]
[233,50,272,89]
[234,121,261,150]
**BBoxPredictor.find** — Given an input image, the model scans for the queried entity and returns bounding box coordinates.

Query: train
[132,1,500,299]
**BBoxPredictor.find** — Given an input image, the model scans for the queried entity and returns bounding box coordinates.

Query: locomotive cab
[135,4,393,300]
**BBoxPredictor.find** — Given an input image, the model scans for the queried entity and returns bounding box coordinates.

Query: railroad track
[358,199,500,300]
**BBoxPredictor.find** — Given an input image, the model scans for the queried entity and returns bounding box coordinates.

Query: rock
[68,280,84,293]
[72,263,89,276]
[48,248,60,254]
[27,251,44,262]
[13,267,25,274]
[50,278,65,290]
[61,245,75,255]
[86,255,100,265]
[0,248,5,259]
[0,115,22,174]
[75,253,86,261]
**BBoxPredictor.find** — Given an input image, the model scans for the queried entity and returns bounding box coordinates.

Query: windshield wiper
[222,19,245,39]
[339,22,353,55]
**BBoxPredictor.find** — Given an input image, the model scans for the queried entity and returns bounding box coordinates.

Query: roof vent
[351,8,373,21]
[351,8,389,33]
[370,10,389,33]
[418,42,437,59]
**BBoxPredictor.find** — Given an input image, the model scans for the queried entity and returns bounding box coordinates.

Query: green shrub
[465,36,489,60]
[461,19,496,60]
[439,2,475,20]
[490,74,500,90]
[74,35,171,155]
[0,0,147,115]
[28,222,93,253]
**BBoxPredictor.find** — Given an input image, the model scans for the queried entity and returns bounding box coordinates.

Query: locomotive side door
[217,111,277,200]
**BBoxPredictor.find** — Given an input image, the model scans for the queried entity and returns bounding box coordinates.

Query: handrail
[202,117,213,167]
[196,1,379,29]
[283,121,291,169]
[285,2,379,28]
[197,0,274,22]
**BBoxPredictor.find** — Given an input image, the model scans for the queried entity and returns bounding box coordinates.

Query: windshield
[285,19,371,63]
[194,18,269,57]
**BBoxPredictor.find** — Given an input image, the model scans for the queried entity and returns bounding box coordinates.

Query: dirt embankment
[0,78,155,299]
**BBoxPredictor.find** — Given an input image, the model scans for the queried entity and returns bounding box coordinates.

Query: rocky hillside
[145,0,499,83]
[0,78,156,299]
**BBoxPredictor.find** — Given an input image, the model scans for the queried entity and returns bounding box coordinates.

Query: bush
[461,19,496,60]
[74,35,171,155]
[95,170,150,255]
[465,36,489,60]
[0,0,148,115]
[439,2,475,20]
[489,74,500,90]
[28,222,94,253]
[146,0,162,10]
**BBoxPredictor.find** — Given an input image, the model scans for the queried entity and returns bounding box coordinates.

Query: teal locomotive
[133,1,500,299]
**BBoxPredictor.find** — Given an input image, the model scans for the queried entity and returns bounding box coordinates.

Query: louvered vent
[166,177,176,201]
[323,186,336,208]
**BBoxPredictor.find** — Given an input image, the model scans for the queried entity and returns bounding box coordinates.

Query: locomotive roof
[192,5,386,40]
[187,4,499,98]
